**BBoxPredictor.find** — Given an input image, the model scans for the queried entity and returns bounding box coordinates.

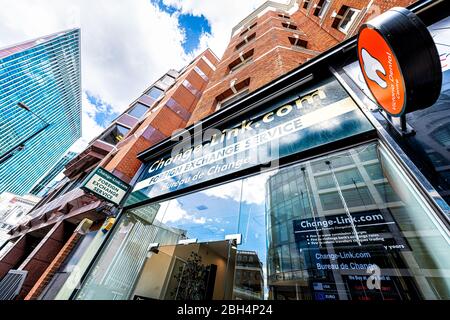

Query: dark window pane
[101,124,130,145]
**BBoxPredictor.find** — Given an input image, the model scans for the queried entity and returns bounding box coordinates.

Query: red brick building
[0,0,418,300]
[189,0,415,123]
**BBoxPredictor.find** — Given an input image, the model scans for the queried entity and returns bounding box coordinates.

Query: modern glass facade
[74,71,450,300]
[0,29,81,195]
[29,151,77,196]
[75,141,450,301]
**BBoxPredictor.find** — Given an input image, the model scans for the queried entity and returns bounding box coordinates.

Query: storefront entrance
[132,240,236,300]
[74,141,450,300]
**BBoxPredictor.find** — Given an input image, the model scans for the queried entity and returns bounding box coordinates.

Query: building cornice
[231,0,298,37]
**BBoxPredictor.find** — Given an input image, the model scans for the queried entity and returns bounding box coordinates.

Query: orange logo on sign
[358,27,406,116]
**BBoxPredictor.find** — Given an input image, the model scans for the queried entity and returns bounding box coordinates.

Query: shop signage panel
[128,79,374,205]
[293,210,409,251]
[81,167,131,206]
[357,7,442,116]
[293,209,418,300]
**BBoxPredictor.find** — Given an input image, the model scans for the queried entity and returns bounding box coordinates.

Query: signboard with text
[127,79,374,206]
[82,167,131,206]
[357,7,441,116]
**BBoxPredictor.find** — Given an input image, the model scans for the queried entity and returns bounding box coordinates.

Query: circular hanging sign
[357,7,442,117]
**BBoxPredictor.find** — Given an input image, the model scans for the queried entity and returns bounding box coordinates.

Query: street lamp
[0,102,50,165]
[17,102,48,125]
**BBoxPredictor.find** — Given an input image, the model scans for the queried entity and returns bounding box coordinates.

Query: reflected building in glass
[29,151,78,197]
[233,251,264,300]
[266,143,449,300]
[0,29,81,195]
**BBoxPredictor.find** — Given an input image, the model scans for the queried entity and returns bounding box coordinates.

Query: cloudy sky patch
[0,0,266,152]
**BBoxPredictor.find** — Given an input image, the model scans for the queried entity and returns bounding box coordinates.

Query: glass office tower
[0,29,81,195]
[29,151,78,196]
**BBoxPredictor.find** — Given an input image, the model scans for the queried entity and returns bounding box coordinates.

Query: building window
[127,103,149,119]
[160,75,176,87]
[182,79,201,98]
[194,66,208,81]
[289,36,308,48]
[431,125,450,148]
[313,0,331,18]
[235,33,256,51]
[228,49,254,74]
[303,0,311,9]
[240,22,257,37]
[146,87,163,100]
[216,88,249,111]
[282,22,298,30]
[100,124,130,146]
[278,14,290,19]
[333,6,360,34]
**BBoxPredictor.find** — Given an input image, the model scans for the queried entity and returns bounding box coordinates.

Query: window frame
[314,0,331,19]
[127,102,150,119]
[337,7,360,34]
[216,89,250,111]
[145,86,164,101]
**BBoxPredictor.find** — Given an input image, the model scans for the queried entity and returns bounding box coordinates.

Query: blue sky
[83,1,213,132]
[152,0,212,53]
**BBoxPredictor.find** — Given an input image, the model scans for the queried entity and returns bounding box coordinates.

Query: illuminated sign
[358,7,441,116]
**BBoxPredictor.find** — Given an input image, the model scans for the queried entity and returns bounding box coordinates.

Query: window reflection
[76,142,450,300]
[127,102,149,119]
[100,124,129,146]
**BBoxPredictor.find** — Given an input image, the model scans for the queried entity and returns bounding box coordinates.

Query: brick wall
[24,232,82,300]
[103,49,219,182]
[188,0,417,125]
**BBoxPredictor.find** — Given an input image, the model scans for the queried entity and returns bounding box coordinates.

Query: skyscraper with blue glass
[0,29,81,196]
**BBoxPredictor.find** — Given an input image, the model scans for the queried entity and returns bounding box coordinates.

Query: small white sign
[82,167,130,206]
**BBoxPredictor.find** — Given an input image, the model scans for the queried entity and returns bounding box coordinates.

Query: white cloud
[201,171,276,205]
[161,199,207,225]
[161,0,266,56]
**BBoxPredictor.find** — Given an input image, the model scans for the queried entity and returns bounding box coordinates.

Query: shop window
[228,49,254,73]
[332,6,360,34]
[100,124,130,146]
[75,127,450,300]
[127,102,149,119]
[235,33,256,51]
[288,36,308,48]
[431,125,450,148]
[146,86,163,100]
[313,0,331,18]
[240,22,257,37]
[282,22,298,30]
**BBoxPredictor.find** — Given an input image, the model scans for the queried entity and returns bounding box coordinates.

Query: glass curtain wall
[75,141,450,300]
